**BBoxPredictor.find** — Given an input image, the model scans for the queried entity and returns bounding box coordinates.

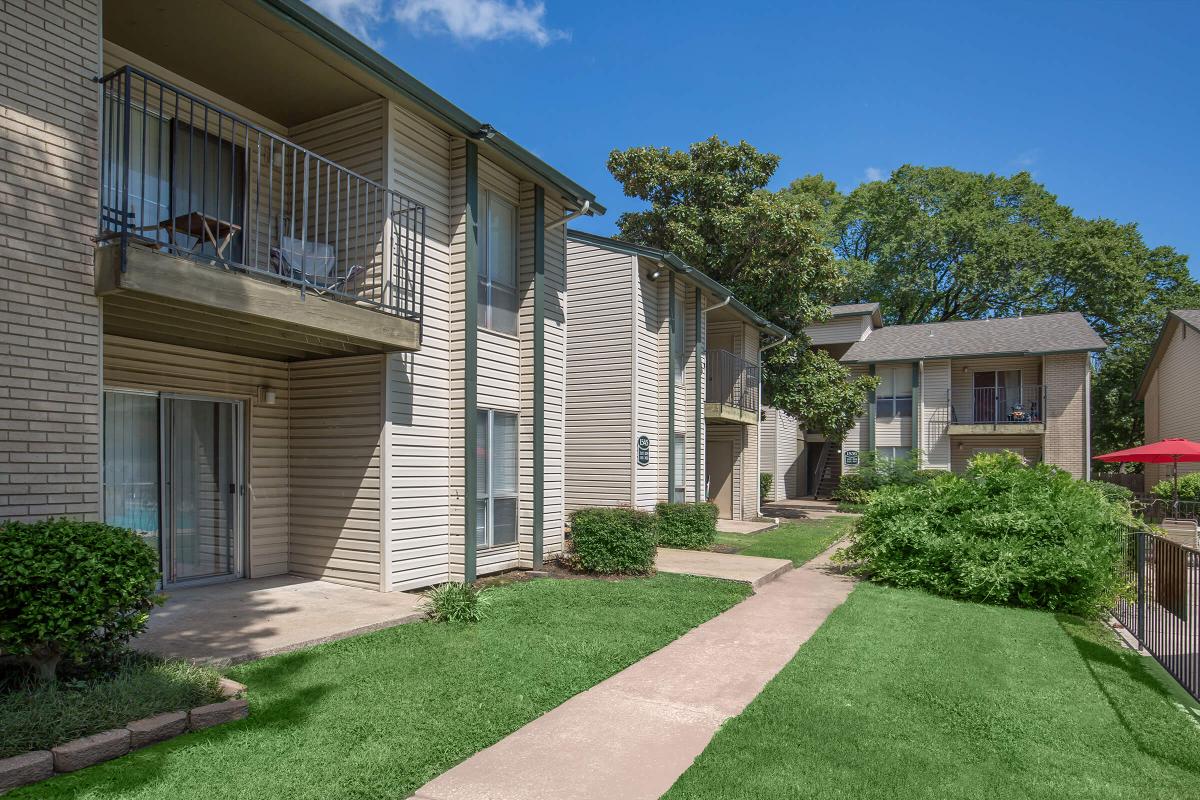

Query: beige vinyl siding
[658,275,704,504]
[564,241,634,510]
[951,435,1044,472]
[804,314,872,346]
[920,359,952,469]
[842,364,869,472]
[448,138,469,580]
[101,335,290,577]
[762,408,800,499]
[537,194,568,561]
[288,356,383,590]
[287,100,386,183]
[384,102,452,591]
[875,362,913,448]
[741,325,760,518]
[634,257,663,511]
[949,356,1042,424]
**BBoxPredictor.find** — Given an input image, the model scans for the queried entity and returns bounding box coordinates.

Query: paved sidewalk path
[412,543,855,800]
[656,547,793,588]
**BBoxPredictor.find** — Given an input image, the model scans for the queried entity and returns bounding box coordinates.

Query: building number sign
[636,435,651,466]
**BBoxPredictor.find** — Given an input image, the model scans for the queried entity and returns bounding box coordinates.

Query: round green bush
[838,452,1129,617]
[568,507,656,574]
[421,582,486,623]
[832,472,872,505]
[1151,472,1200,503]
[0,519,161,680]
[1091,480,1135,507]
[655,502,718,551]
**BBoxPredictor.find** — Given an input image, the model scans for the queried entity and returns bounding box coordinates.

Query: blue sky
[312,0,1199,276]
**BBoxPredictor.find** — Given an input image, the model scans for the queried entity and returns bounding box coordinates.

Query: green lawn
[715,516,853,565]
[664,582,1200,800]
[17,574,750,800]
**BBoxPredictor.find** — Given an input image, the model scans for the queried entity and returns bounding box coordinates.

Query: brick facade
[1041,352,1088,478]
[0,1,102,520]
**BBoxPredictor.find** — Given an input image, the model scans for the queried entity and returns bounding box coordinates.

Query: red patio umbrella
[1095,438,1200,516]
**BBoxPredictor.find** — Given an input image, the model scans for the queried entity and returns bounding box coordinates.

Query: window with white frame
[875,366,913,418]
[478,191,519,335]
[877,446,911,462]
[671,433,686,502]
[476,409,519,548]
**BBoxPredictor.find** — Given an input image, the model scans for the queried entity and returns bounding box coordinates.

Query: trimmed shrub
[760,472,774,502]
[837,452,1129,617]
[1151,472,1200,503]
[421,582,486,623]
[655,502,718,551]
[0,519,161,681]
[832,454,941,505]
[1091,480,1135,508]
[832,472,872,505]
[568,507,656,574]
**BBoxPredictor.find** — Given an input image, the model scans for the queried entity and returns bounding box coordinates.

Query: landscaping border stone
[0,683,250,793]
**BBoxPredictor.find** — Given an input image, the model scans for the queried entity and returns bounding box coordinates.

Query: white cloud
[307,0,566,46]
[864,166,884,182]
[1011,149,1039,169]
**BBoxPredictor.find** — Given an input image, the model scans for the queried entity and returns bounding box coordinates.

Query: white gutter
[756,331,790,518]
[545,199,592,231]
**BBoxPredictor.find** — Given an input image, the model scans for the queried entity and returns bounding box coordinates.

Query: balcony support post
[533,185,545,569]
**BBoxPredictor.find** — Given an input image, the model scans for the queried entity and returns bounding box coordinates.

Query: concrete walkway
[412,544,855,800]
[716,517,776,534]
[656,547,792,588]
[137,575,425,665]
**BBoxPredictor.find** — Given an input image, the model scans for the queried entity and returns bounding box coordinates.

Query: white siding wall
[762,408,800,499]
[803,314,873,346]
[384,102,452,591]
[841,364,869,472]
[920,359,952,469]
[564,242,634,510]
[634,257,663,511]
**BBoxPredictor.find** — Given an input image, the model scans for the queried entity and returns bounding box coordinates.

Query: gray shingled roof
[1174,309,1200,330]
[840,311,1106,363]
[829,302,880,318]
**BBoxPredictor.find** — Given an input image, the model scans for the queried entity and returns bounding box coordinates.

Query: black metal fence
[99,66,425,322]
[705,348,759,415]
[1134,496,1200,523]
[1115,529,1200,701]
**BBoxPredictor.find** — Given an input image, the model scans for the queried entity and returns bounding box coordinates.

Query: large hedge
[0,519,161,680]
[568,507,656,574]
[655,502,718,550]
[837,452,1130,617]
[1151,472,1200,503]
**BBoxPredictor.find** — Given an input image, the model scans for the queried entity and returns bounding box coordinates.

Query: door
[972,370,1021,422]
[707,333,736,403]
[103,391,243,586]
[163,396,242,584]
[707,439,735,519]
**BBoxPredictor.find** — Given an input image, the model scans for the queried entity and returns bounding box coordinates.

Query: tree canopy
[607,137,874,437]
[787,165,1198,459]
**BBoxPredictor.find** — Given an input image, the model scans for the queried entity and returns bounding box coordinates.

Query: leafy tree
[788,165,1197,457]
[607,137,874,437]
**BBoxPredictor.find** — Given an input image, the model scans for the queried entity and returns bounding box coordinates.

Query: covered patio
[136,576,426,665]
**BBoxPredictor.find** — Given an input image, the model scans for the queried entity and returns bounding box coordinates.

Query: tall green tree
[607,137,874,437]
[787,165,1197,458]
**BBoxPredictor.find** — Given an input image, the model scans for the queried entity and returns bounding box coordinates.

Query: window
[672,433,687,503]
[476,409,519,548]
[972,370,1023,423]
[478,191,519,335]
[671,294,687,382]
[877,446,911,462]
[875,366,913,418]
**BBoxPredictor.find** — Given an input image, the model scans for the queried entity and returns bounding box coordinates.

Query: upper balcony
[94,66,425,361]
[705,349,759,425]
[948,385,1047,434]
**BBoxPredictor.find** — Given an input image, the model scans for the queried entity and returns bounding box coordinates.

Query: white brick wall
[0,0,102,519]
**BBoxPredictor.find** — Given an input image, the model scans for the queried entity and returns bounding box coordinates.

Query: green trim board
[532,185,545,568]
[694,286,703,501]
[667,273,676,503]
[463,141,479,583]
[257,0,603,215]
[866,363,877,454]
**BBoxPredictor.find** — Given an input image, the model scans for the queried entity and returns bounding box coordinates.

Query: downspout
[544,199,592,231]
[757,331,790,518]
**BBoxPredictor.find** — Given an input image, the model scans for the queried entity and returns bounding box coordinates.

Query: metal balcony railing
[705,349,759,415]
[953,385,1046,425]
[98,66,425,322]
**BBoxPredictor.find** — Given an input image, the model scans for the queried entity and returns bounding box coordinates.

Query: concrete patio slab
[655,547,792,588]
[136,575,425,665]
[715,517,776,534]
[764,498,859,521]
[412,544,855,800]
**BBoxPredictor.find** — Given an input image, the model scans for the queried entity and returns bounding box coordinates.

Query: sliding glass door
[103,390,244,586]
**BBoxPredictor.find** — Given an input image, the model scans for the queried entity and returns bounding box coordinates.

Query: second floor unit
[805,307,1107,479]
[3,0,603,590]
[564,232,787,520]
[1138,310,1200,488]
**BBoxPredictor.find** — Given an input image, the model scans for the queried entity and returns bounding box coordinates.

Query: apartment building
[1,0,603,589]
[564,232,787,521]
[803,305,1106,487]
[760,406,803,500]
[1138,310,1200,487]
